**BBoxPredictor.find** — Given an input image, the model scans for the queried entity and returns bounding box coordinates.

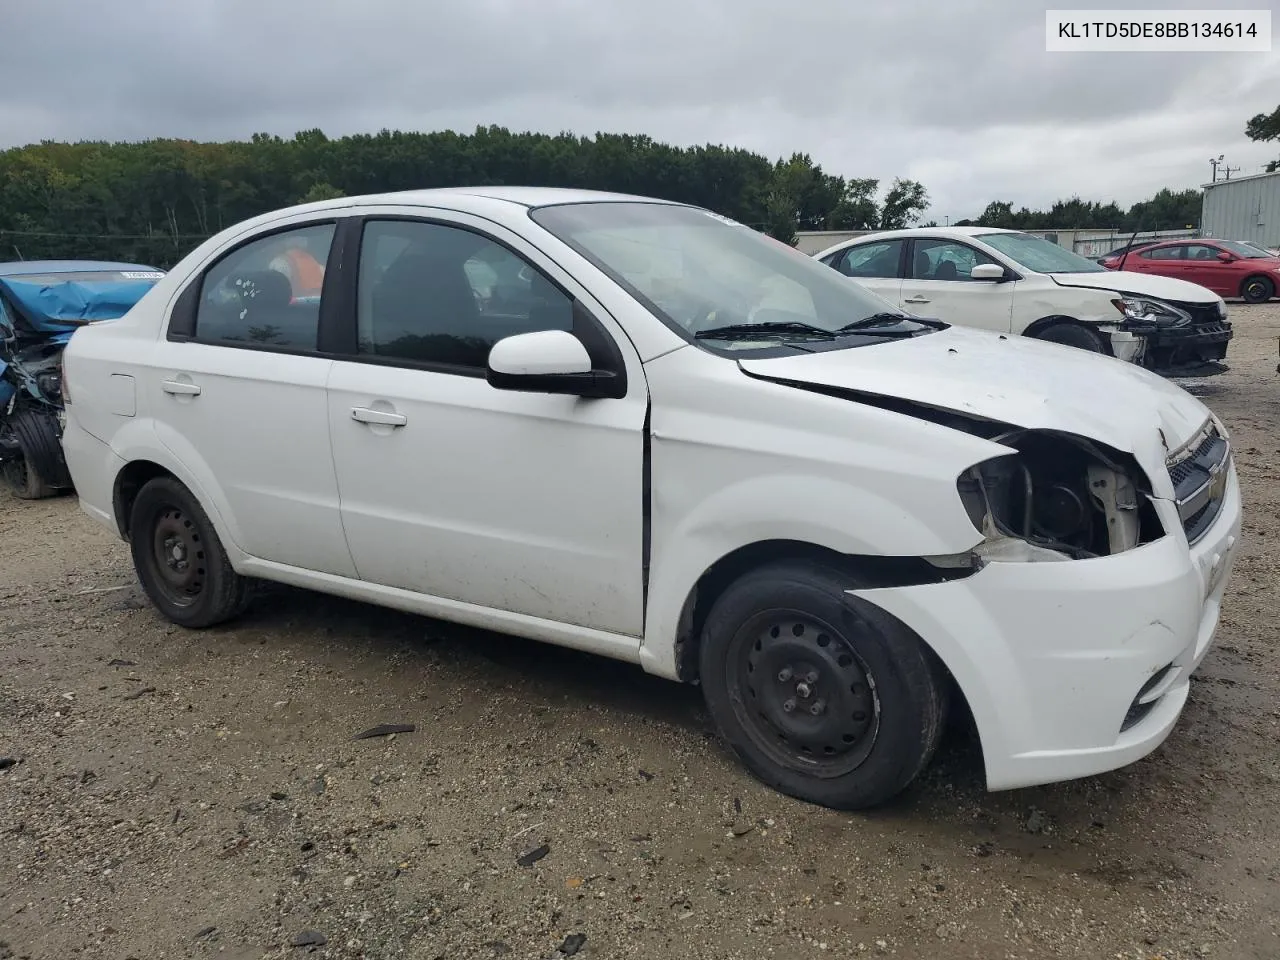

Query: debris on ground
[352,723,415,740]
[290,930,327,947]
[517,843,551,867]
[558,932,587,955]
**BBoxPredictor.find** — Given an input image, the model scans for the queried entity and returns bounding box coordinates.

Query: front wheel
[1241,275,1274,304]
[1034,322,1107,353]
[0,408,66,499]
[129,476,253,628]
[698,560,948,810]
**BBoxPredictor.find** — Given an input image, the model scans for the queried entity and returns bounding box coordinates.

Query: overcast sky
[2,0,1277,222]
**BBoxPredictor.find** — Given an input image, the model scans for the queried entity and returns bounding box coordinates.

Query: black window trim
[905,236,1023,282]
[166,216,344,355]
[162,213,629,398]
[335,213,629,396]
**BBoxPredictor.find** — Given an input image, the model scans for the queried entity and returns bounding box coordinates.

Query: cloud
[1,0,1277,220]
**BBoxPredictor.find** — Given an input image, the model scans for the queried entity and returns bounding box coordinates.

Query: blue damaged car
[0,260,164,498]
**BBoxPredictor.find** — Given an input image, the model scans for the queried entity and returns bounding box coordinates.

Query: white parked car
[814,227,1233,375]
[60,188,1241,809]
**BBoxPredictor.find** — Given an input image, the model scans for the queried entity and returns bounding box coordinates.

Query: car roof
[0,259,163,277]
[299,185,683,212]
[810,225,1021,259]
[217,186,693,240]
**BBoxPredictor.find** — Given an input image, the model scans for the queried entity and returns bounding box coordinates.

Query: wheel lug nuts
[805,671,819,684]
[777,668,793,682]
[782,698,796,713]
[809,699,826,716]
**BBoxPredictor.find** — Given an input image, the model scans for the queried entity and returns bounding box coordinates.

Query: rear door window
[194,223,336,350]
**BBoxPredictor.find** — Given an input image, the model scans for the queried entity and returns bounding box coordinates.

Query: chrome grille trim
[1166,419,1230,546]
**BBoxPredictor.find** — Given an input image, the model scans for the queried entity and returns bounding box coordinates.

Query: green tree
[0,127,931,263]
[1245,104,1280,172]
[878,178,929,229]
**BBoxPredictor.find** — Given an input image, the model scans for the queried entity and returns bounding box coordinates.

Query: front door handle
[351,407,407,427]
[161,380,202,396]
[903,295,931,304]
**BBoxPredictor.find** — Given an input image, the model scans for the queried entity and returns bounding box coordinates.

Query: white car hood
[1049,269,1218,304]
[738,325,1211,486]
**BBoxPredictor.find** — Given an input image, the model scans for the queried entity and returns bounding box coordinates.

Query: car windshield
[977,232,1108,274]
[1218,240,1273,259]
[529,202,941,349]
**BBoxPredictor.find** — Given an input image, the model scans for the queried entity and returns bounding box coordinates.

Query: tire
[128,476,253,628]
[1241,275,1274,304]
[1033,322,1106,353]
[0,407,67,499]
[698,560,948,810]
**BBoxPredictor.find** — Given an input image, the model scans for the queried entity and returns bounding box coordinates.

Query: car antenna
[1116,219,1143,272]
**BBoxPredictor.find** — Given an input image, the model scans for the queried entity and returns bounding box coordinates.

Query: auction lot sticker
[1046,9,1271,51]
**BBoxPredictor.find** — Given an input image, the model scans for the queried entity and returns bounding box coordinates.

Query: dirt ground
[2,304,1279,960]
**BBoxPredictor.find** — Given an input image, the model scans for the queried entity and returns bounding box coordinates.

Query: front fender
[640,471,989,681]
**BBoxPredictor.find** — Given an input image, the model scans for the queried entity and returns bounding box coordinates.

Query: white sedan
[60,188,1241,809]
[814,226,1233,375]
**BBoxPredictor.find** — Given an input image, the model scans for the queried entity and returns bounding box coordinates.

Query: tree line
[1,118,1256,269]
[954,188,1203,233]
[0,126,930,268]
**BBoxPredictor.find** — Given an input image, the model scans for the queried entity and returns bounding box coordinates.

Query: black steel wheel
[729,611,881,777]
[129,475,252,628]
[1241,275,1274,304]
[699,560,948,810]
[148,505,207,608]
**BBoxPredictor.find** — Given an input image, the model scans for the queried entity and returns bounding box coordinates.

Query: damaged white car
[60,188,1242,809]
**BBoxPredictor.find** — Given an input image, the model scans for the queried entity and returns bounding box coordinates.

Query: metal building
[1200,170,1280,249]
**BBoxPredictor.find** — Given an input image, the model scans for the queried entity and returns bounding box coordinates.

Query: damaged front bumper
[1124,314,1233,378]
[848,463,1242,791]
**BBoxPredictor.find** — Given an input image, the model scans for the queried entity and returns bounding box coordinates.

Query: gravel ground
[2,303,1279,960]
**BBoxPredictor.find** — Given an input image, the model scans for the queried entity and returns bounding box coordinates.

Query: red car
[1101,239,1280,303]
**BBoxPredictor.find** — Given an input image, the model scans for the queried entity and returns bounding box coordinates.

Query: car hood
[1048,270,1218,303]
[737,325,1211,489]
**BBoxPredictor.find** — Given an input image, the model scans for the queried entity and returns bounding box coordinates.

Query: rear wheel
[698,560,948,810]
[1034,322,1107,353]
[129,476,252,628]
[1241,275,1274,304]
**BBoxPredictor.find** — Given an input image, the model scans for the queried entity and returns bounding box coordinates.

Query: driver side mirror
[486,329,619,398]
[970,263,1007,281]
[1216,251,1234,263]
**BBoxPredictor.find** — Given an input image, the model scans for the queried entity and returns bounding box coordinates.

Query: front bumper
[849,463,1242,791]
[1126,316,1233,376]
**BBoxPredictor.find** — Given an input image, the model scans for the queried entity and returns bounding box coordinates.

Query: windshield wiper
[836,313,938,335]
[694,321,834,341]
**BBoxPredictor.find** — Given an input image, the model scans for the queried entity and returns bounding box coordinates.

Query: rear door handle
[351,407,407,427]
[903,295,931,304]
[161,380,202,396]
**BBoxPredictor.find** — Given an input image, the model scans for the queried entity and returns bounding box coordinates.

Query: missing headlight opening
[957,430,1164,560]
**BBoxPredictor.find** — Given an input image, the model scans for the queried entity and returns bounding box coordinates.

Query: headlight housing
[955,429,1163,562]
[1112,296,1191,327]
